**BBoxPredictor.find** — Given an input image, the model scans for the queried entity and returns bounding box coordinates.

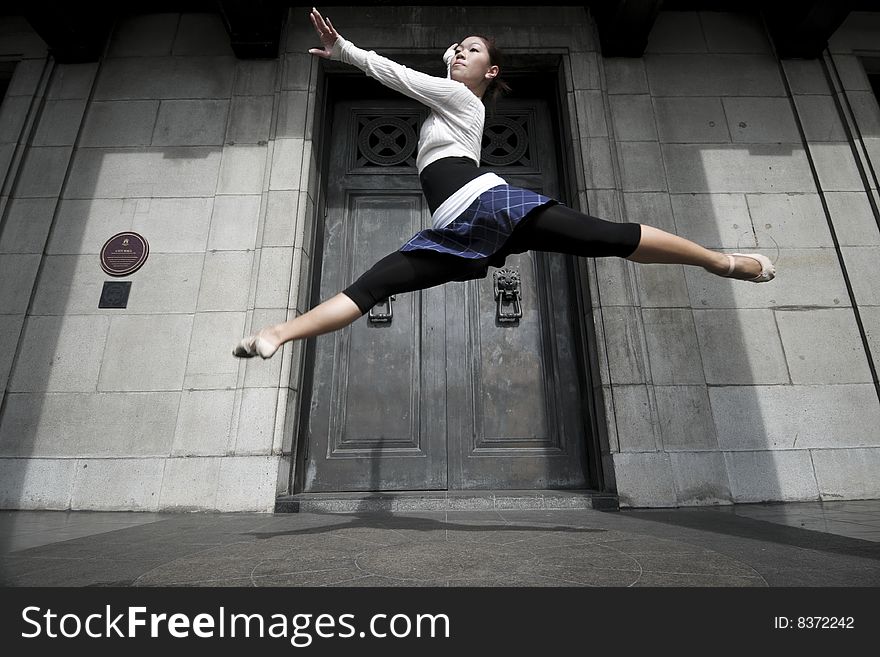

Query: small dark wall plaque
[100,232,149,277]
[99,281,131,309]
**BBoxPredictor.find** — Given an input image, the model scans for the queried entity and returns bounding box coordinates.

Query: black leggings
[342,203,642,315]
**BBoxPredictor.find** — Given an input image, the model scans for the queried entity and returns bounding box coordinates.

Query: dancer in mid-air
[234,7,775,359]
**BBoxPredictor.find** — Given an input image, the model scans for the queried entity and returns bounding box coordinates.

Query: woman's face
[450,36,498,92]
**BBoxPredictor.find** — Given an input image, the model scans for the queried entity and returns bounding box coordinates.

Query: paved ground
[1,500,879,587]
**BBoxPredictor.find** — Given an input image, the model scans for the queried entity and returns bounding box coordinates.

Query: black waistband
[419,156,485,214]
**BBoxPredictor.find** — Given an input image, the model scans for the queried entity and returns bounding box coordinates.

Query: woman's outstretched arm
[307,8,472,116]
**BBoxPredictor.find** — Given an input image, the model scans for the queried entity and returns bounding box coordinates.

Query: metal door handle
[368,295,395,323]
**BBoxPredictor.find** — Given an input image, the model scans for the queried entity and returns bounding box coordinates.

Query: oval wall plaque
[100,232,149,277]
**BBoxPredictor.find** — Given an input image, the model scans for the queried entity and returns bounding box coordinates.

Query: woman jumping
[233,7,775,360]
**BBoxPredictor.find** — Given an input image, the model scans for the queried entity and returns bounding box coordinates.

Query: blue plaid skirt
[399,184,557,259]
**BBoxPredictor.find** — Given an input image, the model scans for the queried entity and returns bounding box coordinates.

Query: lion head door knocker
[493,267,522,325]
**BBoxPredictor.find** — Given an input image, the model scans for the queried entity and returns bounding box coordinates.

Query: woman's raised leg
[509,204,773,281]
[233,249,487,359]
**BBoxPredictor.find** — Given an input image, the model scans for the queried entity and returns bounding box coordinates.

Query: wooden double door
[301,97,591,491]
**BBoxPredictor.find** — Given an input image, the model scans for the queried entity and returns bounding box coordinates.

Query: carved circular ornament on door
[357,117,417,166]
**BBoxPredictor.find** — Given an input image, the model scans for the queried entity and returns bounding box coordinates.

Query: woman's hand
[443,43,459,67]
[308,7,340,58]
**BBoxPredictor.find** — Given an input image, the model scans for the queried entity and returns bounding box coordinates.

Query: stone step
[275,490,619,513]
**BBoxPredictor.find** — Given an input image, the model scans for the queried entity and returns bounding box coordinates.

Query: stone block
[636,264,691,308]
[276,90,309,140]
[609,95,656,141]
[6,59,44,97]
[645,12,706,53]
[158,457,221,511]
[0,95,30,142]
[670,451,731,505]
[841,247,880,305]
[616,141,666,192]
[289,248,312,313]
[31,99,88,147]
[0,253,40,313]
[710,384,880,451]
[215,455,279,512]
[603,58,648,95]
[685,248,848,309]
[107,13,179,57]
[782,59,830,95]
[810,142,868,192]
[724,450,820,503]
[263,190,299,247]
[863,306,880,373]
[234,60,278,96]
[568,52,600,90]
[94,57,235,100]
[65,147,222,199]
[574,90,608,138]
[646,54,784,97]
[129,197,214,253]
[669,193,750,249]
[593,258,636,307]
[642,309,705,385]
[693,309,788,384]
[184,312,247,390]
[793,95,848,142]
[580,137,616,189]
[234,387,278,455]
[601,306,647,385]
[813,448,880,501]
[45,199,128,255]
[662,143,814,193]
[71,458,165,511]
[9,315,110,392]
[655,385,717,450]
[745,193,832,248]
[699,12,770,54]
[227,95,273,144]
[172,389,236,456]
[776,308,873,384]
[0,392,180,457]
[79,100,159,148]
[269,138,305,191]
[611,385,657,453]
[279,385,301,454]
[723,97,800,143]
[612,451,677,508]
[152,99,229,146]
[197,251,253,312]
[654,97,730,144]
[16,147,72,198]
[98,314,193,391]
[282,53,313,91]
[254,247,294,309]
[0,458,75,510]
[848,90,880,138]
[207,195,262,251]
[46,63,99,100]
[622,192,675,235]
[172,13,233,57]
[217,145,268,195]
[0,314,24,393]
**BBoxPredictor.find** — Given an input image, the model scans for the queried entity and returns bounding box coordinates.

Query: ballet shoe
[724,253,776,283]
[232,331,280,359]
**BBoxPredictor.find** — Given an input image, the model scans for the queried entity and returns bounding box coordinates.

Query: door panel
[302,95,589,491]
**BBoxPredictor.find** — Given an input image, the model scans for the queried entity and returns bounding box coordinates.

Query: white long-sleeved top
[330,36,506,229]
